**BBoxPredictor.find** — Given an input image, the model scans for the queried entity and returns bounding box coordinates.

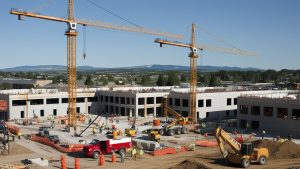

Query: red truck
[83,137,132,159]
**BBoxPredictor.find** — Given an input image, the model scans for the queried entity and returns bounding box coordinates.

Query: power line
[85,0,143,29]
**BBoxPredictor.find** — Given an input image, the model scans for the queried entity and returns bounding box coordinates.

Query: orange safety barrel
[153,119,161,126]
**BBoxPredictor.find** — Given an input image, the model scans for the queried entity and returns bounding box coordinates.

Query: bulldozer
[215,127,269,168]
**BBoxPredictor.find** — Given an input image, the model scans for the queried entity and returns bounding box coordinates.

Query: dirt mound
[8,142,33,155]
[252,139,300,159]
[170,159,212,169]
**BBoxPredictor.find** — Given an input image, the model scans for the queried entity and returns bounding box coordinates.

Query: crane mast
[65,0,77,128]
[155,24,199,123]
[189,24,198,123]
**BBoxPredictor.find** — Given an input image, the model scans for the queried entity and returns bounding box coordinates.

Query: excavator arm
[163,97,190,125]
[215,127,241,157]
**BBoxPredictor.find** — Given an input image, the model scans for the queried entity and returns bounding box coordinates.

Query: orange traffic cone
[61,155,66,169]
[74,158,80,169]
[99,154,105,166]
[111,151,116,163]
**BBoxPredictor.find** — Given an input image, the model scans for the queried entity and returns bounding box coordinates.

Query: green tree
[141,75,151,85]
[180,74,187,82]
[100,76,108,86]
[166,72,180,86]
[84,74,94,87]
[156,74,166,86]
[77,72,83,80]
[0,83,13,90]
[107,75,114,82]
[198,72,209,86]
[209,74,220,87]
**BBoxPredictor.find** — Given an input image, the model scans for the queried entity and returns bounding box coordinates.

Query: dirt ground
[1,139,300,169]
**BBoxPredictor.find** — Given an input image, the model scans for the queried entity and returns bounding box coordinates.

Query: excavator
[152,98,189,136]
[157,106,188,136]
[215,127,269,168]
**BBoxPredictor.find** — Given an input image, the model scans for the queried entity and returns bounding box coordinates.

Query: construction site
[1,0,300,169]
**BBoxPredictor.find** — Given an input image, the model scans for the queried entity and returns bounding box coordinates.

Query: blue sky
[1,0,299,70]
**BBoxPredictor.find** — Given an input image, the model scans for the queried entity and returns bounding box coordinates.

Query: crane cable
[83,24,87,59]
[30,0,55,13]
[195,24,241,51]
[85,0,143,29]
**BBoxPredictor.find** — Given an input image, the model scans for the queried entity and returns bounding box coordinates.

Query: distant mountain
[0,64,261,72]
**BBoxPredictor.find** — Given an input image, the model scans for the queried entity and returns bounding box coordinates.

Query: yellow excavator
[154,106,188,136]
[152,97,190,136]
[215,127,269,168]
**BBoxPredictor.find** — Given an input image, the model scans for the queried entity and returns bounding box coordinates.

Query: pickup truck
[83,137,132,159]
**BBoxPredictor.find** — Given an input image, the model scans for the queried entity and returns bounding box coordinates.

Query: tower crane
[155,23,256,123]
[10,0,183,133]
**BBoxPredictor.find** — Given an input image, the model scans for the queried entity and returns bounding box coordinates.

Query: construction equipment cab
[215,127,269,168]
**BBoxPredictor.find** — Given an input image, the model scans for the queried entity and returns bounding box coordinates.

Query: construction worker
[137,147,144,159]
[99,126,103,135]
[261,130,266,139]
[92,126,96,135]
[120,151,125,163]
[131,147,137,160]
[245,122,250,133]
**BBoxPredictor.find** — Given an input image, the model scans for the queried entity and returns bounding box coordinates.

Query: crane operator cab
[68,22,77,30]
[240,143,253,155]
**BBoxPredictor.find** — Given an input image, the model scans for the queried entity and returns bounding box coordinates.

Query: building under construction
[237,92,300,137]
[0,86,294,123]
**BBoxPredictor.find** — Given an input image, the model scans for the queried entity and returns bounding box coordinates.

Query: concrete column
[129,108,133,117]
[153,97,157,118]
[288,107,292,119]
[144,97,147,118]
[135,96,138,118]
[260,105,263,117]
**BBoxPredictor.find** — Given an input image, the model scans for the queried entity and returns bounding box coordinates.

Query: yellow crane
[155,23,256,123]
[10,1,182,132]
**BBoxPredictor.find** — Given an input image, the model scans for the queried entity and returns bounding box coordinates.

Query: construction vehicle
[125,117,137,137]
[215,127,269,168]
[153,97,188,136]
[83,137,132,159]
[148,130,161,142]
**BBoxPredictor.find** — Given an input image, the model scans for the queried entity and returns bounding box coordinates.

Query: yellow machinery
[125,117,137,137]
[155,97,188,136]
[215,127,269,168]
[125,128,137,137]
[148,130,161,142]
